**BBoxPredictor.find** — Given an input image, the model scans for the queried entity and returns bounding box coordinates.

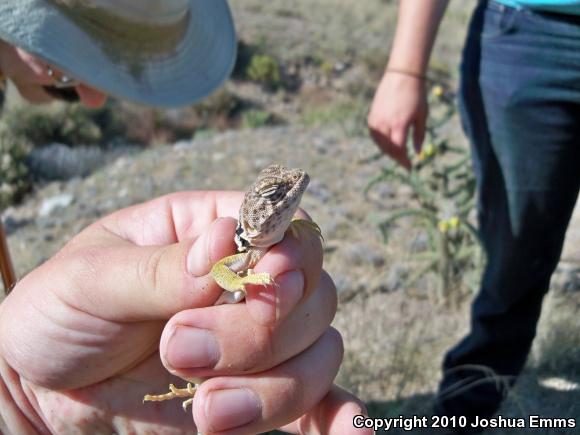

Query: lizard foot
[143,383,197,411]
[211,253,275,293]
[289,218,323,241]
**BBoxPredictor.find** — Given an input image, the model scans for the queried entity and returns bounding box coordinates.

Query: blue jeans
[436,0,580,423]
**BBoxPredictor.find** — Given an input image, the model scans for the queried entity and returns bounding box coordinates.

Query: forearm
[387,0,450,75]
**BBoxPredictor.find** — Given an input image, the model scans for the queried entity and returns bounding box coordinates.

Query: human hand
[0,192,371,434]
[367,71,428,170]
[0,39,107,107]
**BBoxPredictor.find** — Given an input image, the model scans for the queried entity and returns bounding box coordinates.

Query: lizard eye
[258,184,280,198]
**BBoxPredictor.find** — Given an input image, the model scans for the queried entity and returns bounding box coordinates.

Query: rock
[173,140,193,151]
[553,263,580,293]
[38,193,74,217]
[26,143,105,181]
[382,264,408,293]
[342,242,385,268]
[307,179,332,203]
[2,215,30,234]
[334,273,355,295]
[408,231,429,253]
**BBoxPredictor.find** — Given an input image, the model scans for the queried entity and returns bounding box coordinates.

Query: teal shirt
[495,0,580,15]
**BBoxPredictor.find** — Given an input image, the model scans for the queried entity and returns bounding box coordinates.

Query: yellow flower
[432,85,444,97]
[438,220,449,233]
[449,216,460,229]
[423,142,436,158]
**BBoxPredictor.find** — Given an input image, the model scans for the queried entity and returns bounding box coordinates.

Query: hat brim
[0,0,237,107]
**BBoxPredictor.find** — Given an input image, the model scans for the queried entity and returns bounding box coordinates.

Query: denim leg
[437,0,580,421]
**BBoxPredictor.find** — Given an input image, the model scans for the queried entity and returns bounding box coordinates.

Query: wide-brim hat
[0,0,237,107]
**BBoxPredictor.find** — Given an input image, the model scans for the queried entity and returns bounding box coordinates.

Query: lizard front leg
[212,220,321,303]
[210,249,274,300]
[289,218,323,241]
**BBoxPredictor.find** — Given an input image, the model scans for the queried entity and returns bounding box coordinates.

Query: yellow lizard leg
[143,383,197,411]
[289,218,323,241]
[210,253,274,293]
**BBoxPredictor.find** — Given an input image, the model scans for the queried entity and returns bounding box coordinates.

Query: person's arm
[387,0,449,76]
[368,0,449,169]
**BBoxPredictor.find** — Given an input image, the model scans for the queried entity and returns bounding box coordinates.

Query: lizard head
[235,165,310,251]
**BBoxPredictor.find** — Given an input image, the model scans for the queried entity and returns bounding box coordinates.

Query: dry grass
[334,290,580,434]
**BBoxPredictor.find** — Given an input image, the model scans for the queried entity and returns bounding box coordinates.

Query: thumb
[39,217,237,322]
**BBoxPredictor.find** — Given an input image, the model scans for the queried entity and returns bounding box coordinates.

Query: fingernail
[187,218,234,276]
[205,388,261,432]
[166,326,220,369]
[276,270,304,321]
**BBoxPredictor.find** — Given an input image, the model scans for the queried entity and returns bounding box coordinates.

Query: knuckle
[277,376,304,413]
[62,245,103,290]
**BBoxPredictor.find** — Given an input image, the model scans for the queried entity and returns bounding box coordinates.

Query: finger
[389,125,412,170]
[412,115,427,154]
[102,191,244,246]
[369,126,391,155]
[159,271,336,379]
[244,214,324,326]
[48,217,239,322]
[191,328,343,435]
[280,384,373,435]
[369,128,411,170]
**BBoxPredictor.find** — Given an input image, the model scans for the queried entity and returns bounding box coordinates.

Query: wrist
[384,68,427,81]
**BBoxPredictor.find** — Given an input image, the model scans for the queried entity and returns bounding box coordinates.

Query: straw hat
[0,0,237,107]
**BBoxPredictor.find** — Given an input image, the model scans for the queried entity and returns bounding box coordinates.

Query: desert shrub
[0,127,31,209]
[246,54,281,90]
[191,88,243,130]
[0,101,127,207]
[232,40,256,79]
[366,83,483,305]
[2,102,126,147]
[241,109,274,129]
[319,60,335,78]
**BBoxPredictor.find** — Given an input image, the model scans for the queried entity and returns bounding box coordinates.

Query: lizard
[143,164,322,410]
